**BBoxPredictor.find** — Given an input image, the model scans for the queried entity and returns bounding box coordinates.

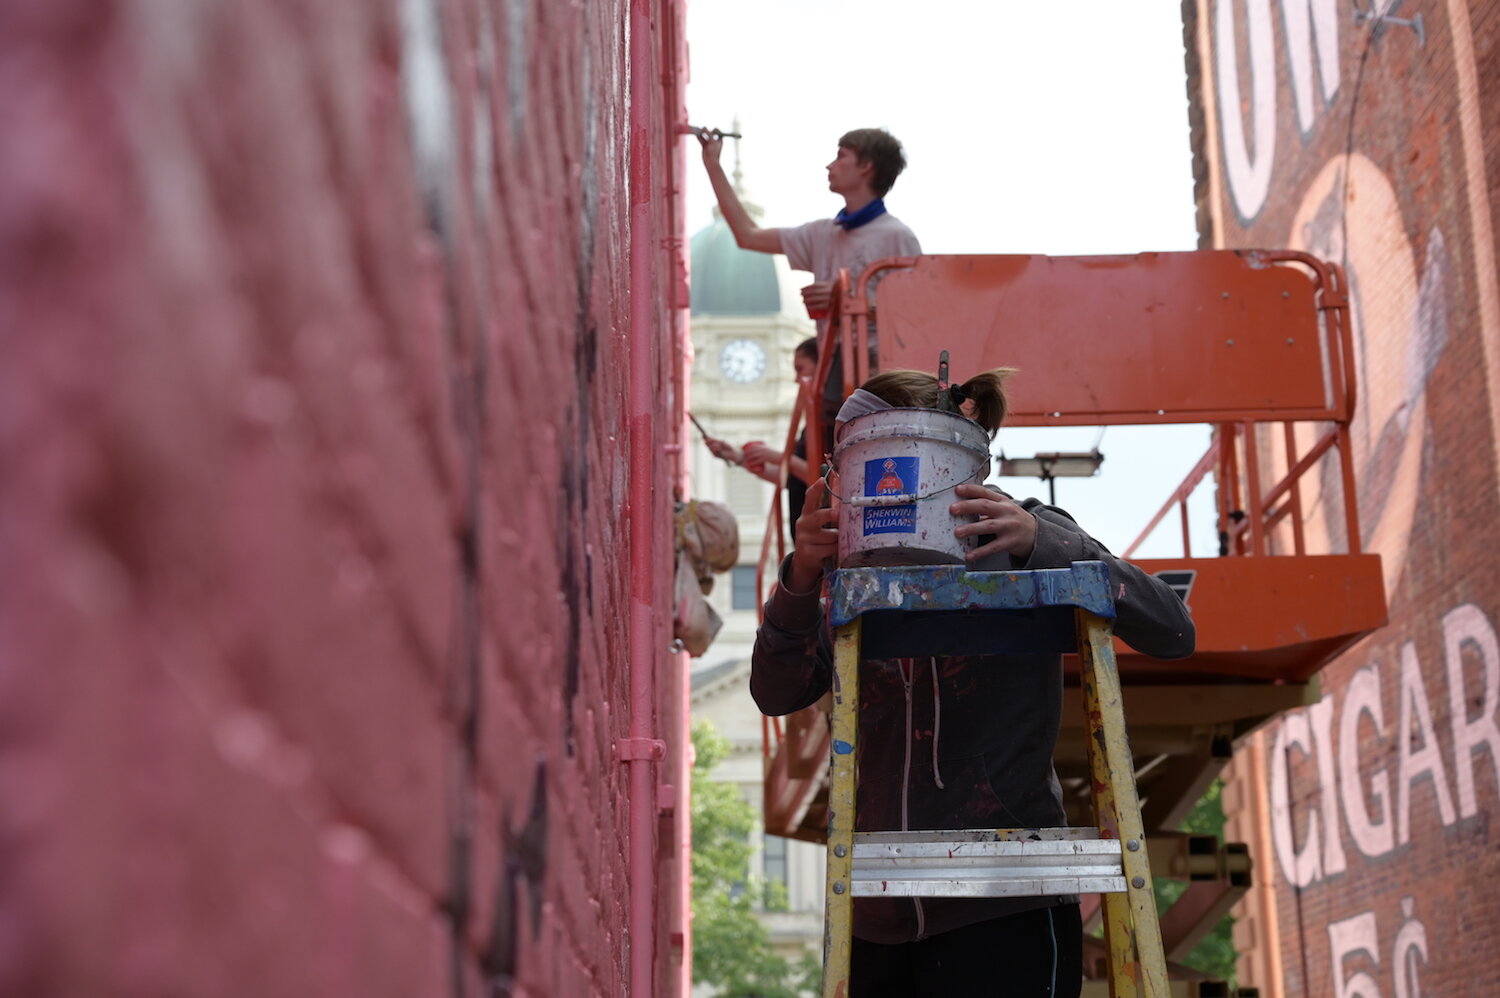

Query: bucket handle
[822,456,991,507]
[845,493,918,508]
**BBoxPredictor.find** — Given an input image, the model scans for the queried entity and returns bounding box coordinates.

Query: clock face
[719,338,767,384]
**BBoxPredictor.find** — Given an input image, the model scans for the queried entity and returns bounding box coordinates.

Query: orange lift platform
[753,249,1388,993]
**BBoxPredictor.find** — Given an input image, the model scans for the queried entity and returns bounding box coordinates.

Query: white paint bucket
[832,408,992,567]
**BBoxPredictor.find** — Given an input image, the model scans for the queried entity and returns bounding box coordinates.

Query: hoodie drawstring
[929,657,944,789]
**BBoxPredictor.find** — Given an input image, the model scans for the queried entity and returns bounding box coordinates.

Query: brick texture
[0,0,690,995]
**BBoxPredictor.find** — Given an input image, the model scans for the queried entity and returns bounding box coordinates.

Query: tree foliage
[691,721,819,998]
[1152,780,1237,985]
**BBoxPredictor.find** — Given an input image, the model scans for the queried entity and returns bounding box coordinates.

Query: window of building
[763,833,788,889]
[731,565,759,610]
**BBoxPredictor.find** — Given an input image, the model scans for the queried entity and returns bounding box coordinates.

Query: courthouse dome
[689,211,784,316]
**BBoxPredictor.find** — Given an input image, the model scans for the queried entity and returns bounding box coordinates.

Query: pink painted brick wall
[0,0,690,995]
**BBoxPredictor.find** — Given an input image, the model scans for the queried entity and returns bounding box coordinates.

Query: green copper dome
[690,216,783,316]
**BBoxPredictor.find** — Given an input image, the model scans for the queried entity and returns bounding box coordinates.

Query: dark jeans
[851,904,1083,997]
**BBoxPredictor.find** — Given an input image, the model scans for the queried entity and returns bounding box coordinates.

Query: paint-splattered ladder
[821,562,1169,998]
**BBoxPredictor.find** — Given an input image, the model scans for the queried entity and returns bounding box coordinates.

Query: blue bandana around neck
[834,198,888,230]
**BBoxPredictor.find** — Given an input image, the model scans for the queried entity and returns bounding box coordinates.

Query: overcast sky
[685,1,1218,558]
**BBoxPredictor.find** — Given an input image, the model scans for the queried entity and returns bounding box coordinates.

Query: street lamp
[996,449,1105,504]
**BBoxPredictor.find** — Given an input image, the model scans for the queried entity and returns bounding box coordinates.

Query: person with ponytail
[751,368,1196,998]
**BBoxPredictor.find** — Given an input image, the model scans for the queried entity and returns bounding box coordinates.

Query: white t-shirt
[779,213,922,289]
[780,213,921,364]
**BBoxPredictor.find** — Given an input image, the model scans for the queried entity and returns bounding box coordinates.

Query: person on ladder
[750,367,1196,997]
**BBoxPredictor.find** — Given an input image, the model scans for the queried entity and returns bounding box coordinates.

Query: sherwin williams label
[862,456,918,535]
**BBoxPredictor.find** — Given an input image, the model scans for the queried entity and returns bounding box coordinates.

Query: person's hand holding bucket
[787,477,839,593]
[950,484,1037,564]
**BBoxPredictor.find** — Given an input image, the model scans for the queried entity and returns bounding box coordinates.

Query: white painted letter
[1328,911,1383,998]
[1443,603,1500,819]
[1339,665,1395,857]
[1214,0,1277,221]
[1279,0,1342,133]
[1308,696,1347,874]
[1397,641,1457,842]
[1270,712,1322,886]
[1392,896,1429,998]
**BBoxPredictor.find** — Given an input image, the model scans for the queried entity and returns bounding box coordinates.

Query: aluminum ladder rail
[821,562,1169,998]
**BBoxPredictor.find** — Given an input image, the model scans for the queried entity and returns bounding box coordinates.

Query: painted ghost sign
[1189,1,1500,994]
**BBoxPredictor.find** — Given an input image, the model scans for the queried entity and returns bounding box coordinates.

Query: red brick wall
[1185,2,1500,995]
[0,1,689,995]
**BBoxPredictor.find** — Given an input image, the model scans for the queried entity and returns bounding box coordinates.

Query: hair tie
[948,383,970,404]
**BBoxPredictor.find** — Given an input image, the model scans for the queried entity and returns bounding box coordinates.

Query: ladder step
[852,875,1127,898]
[856,827,1102,844]
[851,829,1127,898]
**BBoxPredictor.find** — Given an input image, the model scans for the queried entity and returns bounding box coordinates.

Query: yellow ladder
[821,562,1169,998]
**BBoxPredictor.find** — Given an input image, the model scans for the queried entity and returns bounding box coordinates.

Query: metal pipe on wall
[627,0,662,991]
[666,0,694,993]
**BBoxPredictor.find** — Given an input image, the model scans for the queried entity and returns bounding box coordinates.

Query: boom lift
[753,250,1388,995]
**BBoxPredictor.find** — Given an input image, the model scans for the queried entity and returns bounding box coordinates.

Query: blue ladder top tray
[826,562,1115,658]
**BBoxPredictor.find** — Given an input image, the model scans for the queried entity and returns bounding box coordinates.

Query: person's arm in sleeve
[749,556,831,715]
[750,478,840,714]
[950,485,1195,659]
[1020,505,1195,659]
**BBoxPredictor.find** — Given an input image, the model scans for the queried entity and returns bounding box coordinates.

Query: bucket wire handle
[819,456,992,507]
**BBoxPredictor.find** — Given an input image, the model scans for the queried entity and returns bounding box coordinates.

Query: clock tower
[718,336,768,384]
[688,193,814,653]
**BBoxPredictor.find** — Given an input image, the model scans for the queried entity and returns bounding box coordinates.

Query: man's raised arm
[699,134,782,254]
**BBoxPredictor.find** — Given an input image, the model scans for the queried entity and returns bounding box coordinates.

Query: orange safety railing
[750,270,866,786]
[1120,251,1359,559]
[751,279,844,771]
[750,249,1379,838]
